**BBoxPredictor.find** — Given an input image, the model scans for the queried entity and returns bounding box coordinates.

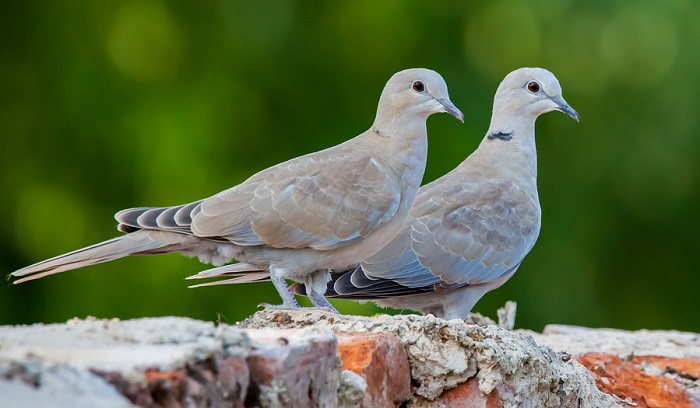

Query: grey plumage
[293,67,579,319]
[10,68,464,311]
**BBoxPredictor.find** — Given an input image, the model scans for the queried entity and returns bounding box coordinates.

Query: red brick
[438,377,501,408]
[246,328,340,408]
[630,356,700,379]
[337,332,411,408]
[100,368,188,407]
[577,353,693,408]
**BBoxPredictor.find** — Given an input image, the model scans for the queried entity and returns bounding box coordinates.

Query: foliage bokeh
[2,0,699,332]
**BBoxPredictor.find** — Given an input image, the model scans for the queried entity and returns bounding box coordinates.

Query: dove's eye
[527,81,540,93]
[412,81,425,92]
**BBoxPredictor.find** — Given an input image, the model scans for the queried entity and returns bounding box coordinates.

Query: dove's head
[375,68,464,126]
[494,67,579,122]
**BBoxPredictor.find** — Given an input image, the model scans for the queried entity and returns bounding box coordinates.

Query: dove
[286,67,578,319]
[10,68,464,311]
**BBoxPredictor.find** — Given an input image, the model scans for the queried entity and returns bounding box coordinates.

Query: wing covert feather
[192,145,402,250]
[411,180,540,285]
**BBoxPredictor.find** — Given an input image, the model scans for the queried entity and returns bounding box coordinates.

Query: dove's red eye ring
[527,81,540,93]
[412,81,425,92]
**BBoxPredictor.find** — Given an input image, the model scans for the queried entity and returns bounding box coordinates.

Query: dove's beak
[551,95,579,122]
[437,98,464,123]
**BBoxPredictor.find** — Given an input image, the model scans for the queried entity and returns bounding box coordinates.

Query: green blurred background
[2,0,699,332]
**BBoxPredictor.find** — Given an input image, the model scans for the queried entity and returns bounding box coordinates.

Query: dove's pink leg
[307,289,339,313]
[259,268,301,309]
[261,268,339,313]
[305,269,339,313]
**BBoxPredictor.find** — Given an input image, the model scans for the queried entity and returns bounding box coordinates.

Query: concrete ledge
[2,312,699,407]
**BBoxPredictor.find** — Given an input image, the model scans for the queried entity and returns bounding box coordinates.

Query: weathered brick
[438,377,500,408]
[577,352,693,408]
[99,356,250,408]
[630,355,700,379]
[337,332,411,408]
[245,328,341,408]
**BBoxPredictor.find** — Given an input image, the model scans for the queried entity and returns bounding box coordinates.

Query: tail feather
[185,263,263,280]
[186,263,269,288]
[10,233,170,284]
[290,282,308,295]
[187,271,270,288]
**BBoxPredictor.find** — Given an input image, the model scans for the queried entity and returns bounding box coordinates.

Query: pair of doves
[10,67,578,320]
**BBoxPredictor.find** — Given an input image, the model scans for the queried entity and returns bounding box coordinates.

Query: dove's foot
[267,267,304,309]
[258,302,300,310]
[266,267,340,314]
[307,306,339,314]
[307,290,340,314]
[257,303,338,314]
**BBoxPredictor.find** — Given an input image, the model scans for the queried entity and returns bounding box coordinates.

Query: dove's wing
[189,142,403,251]
[408,179,540,285]
[330,177,540,297]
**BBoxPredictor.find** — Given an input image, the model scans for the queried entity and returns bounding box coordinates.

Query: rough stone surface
[337,370,366,408]
[3,313,700,407]
[0,316,250,407]
[0,361,134,408]
[0,317,236,379]
[337,332,411,407]
[532,324,700,359]
[240,310,618,407]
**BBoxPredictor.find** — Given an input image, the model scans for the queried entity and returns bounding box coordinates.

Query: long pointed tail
[185,263,269,288]
[10,231,171,284]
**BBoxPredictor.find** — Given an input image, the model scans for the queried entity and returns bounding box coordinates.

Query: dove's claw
[257,303,339,314]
